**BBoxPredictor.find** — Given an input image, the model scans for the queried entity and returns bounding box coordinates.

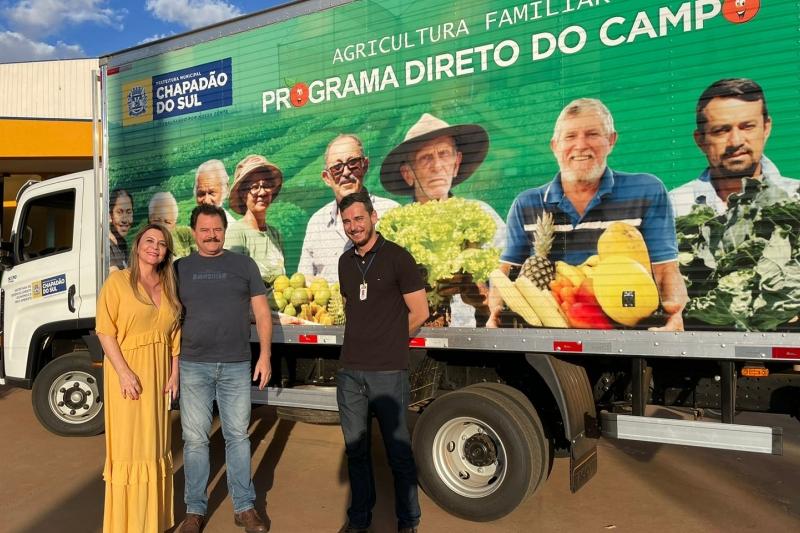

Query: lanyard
[354,239,385,284]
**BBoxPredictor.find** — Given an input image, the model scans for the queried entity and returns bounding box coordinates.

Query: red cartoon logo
[291,82,309,107]
[723,0,760,24]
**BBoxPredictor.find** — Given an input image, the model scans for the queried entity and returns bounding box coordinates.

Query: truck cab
[0,170,105,435]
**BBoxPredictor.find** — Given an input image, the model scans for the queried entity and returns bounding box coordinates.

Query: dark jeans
[336,368,421,529]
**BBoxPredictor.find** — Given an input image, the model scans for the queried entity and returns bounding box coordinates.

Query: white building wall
[0,58,98,120]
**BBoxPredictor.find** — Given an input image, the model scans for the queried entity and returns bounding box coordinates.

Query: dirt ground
[1,384,798,533]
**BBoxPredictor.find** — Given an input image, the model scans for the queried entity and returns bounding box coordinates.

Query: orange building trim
[0,118,94,158]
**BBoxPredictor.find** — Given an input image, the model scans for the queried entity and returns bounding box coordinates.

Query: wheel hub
[48,371,102,424]
[64,382,89,409]
[464,433,497,467]
[431,417,506,498]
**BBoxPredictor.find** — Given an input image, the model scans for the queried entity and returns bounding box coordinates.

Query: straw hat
[229,154,283,215]
[380,113,489,195]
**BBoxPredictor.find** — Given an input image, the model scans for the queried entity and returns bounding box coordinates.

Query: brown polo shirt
[337,233,425,370]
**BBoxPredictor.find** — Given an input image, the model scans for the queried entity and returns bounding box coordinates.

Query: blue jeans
[336,368,421,529]
[180,360,255,515]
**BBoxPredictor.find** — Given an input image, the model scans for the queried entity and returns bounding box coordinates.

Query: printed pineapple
[326,283,346,325]
[520,211,555,290]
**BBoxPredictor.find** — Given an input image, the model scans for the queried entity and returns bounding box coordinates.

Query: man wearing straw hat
[298,133,399,283]
[225,154,286,284]
[380,113,506,326]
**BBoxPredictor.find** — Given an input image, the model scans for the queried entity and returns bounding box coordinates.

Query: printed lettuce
[678,178,800,331]
[378,197,500,287]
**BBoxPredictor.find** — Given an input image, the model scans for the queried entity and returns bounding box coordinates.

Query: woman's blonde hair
[127,223,180,315]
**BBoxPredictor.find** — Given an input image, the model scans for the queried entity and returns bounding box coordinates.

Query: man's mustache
[203,237,221,243]
[337,175,358,185]
[723,144,752,158]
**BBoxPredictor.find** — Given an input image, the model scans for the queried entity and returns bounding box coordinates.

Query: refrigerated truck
[1,0,798,522]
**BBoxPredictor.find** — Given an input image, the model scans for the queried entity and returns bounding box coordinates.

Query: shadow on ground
[169,405,295,531]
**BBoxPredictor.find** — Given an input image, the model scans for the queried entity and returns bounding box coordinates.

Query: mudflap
[525,353,600,492]
[570,433,598,493]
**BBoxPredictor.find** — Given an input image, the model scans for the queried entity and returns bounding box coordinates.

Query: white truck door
[2,176,84,381]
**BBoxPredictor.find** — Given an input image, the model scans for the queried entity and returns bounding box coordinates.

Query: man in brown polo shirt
[336,191,429,533]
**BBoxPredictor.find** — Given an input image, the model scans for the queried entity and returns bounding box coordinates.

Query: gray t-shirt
[176,251,266,363]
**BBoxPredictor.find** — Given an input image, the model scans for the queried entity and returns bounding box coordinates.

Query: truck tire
[412,387,545,521]
[466,382,551,494]
[32,352,104,437]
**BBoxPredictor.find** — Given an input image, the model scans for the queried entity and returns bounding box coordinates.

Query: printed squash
[589,256,659,326]
[597,222,651,273]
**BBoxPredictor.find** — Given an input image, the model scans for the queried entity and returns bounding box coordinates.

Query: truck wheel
[412,387,544,521]
[466,382,551,494]
[32,352,104,437]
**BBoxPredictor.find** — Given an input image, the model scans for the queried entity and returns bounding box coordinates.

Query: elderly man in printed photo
[380,113,506,327]
[194,159,238,226]
[298,134,398,283]
[488,98,687,331]
[148,191,195,258]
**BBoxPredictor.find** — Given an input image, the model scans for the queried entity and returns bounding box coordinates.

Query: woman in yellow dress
[96,223,181,533]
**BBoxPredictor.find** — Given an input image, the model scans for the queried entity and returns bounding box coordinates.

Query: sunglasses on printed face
[326,157,365,178]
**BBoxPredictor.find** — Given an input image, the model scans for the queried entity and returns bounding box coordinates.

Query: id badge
[359,282,368,301]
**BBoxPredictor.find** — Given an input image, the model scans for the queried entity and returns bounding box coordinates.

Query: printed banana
[515,276,569,328]
[555,261,586,287]
[489,269,543,326]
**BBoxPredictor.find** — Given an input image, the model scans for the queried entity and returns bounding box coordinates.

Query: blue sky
[0,0,286,62]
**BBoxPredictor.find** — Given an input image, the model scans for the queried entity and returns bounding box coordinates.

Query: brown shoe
[179,513,204,533]
[234,508,267,533]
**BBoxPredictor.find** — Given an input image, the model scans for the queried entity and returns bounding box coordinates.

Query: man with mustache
[488,98,687,331]
[176,203,272,533]
[298,134,398,283]
[670,78,798,217]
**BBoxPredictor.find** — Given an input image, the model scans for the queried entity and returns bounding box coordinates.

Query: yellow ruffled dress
[96,270,181,533]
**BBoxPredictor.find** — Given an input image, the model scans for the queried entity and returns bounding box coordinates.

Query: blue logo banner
[152,58,232,120]
[41,274,67,297]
